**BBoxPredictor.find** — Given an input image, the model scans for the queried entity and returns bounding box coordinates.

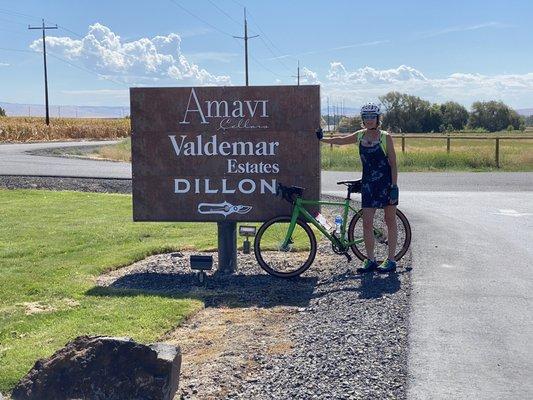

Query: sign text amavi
[131,85,320,222]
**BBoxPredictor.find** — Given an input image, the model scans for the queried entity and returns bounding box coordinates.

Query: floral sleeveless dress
[358,131,393,208]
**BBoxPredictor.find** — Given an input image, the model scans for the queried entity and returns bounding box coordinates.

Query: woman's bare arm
[321,131,358,146]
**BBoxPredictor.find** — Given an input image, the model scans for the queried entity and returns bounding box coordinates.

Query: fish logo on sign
[197,201,252,218]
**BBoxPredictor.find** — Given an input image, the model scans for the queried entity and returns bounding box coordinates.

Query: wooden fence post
[401,134,405,153]
[446,135,450,153]
[329,131,333,168]
[495,138,500,168]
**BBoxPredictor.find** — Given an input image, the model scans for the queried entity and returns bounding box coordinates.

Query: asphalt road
[1,141,532,192]
[400,191,533,400]
[0,140,130,179]
[2,140,533,399]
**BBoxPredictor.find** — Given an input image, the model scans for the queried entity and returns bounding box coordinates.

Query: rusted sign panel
[131,85,320,222]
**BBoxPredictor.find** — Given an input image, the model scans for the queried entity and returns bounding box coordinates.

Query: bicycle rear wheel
[254,216,317,278]
[347,208,411,262]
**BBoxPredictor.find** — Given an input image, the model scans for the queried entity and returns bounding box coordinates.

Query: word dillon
[174,178,277,195]
[179,87,269,125]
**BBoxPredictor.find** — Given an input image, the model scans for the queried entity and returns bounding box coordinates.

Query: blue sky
[1,0,532,108]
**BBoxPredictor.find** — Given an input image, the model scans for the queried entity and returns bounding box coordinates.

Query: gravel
[0,175,131,193]
[3,176,412,399]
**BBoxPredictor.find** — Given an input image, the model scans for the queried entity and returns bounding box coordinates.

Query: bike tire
[347,208,412,262]
[254,216,317,278]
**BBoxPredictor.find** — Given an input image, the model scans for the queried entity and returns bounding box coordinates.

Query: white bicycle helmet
[360,102,381,116]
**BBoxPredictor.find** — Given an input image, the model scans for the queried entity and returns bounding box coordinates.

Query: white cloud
[418,21,512,39]
[322,63,533,108]
[300,67,320,84]
[61,89,128,96]
[267,40,389,61]
[0,62,9,67]
[30,23,231,86]
[326,63,426,84]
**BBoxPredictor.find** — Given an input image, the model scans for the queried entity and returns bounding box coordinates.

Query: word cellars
[169,134,280,156]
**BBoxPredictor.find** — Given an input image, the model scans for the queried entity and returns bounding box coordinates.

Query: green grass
[96,133,533,172]
[0,189,220,392]
[92,137,131,162]
[321,133,533,171]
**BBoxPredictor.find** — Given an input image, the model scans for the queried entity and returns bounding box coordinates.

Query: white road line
[493,209,533,217]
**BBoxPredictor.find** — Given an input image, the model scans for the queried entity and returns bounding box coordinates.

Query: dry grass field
[0,116,130,142]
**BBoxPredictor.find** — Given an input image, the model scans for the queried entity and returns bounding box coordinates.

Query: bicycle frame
[282,197,365,249]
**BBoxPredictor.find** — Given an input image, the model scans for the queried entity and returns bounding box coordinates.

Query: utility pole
[291,60,300,86]
[327,97,330,131]
[29,19,57,126]
[233,8,258,86]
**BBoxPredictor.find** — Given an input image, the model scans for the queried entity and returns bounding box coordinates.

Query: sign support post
[217,221,237,274]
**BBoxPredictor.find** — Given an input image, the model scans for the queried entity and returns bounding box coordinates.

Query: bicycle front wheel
[254,216,317,278]
[347,208,411,262]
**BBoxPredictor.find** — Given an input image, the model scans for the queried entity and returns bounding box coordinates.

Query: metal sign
[131,85,320,222]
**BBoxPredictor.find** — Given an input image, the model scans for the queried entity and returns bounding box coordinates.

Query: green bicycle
[254,180,412,278]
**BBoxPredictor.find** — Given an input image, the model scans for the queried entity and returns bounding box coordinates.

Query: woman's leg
[362,207,377,259]
[384,205,397,260]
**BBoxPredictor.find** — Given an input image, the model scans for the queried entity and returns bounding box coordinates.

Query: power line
[168,0,235,37]
[47,52,128,87]
[0,46,37,53]
[206,0,242,27]
[0,27,29,37]
[243,9,293,72]
[0,8,40,21]
[0,45,126,87]
[168,0,284,82]
[0,16,29,27]
[211,1,293,74]
[55,24,85,39]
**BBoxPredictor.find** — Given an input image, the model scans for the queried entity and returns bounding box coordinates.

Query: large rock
[12,336,181,400]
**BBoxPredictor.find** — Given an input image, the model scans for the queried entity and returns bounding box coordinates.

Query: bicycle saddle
[337,179,362,186]
[276,183,305,203]
[337,179,362,194]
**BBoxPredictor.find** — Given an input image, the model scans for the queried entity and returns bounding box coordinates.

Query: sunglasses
[362,114,377,120]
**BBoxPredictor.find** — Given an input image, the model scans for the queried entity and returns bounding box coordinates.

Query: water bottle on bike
[335,215,343,236]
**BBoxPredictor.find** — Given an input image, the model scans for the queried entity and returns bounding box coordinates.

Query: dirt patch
[165,306,298,400]
[20,302,56,316]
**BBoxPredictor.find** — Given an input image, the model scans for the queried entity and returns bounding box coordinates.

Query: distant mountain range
[1,101,532,118]
[516,108,533,116]
[0,102,129,118]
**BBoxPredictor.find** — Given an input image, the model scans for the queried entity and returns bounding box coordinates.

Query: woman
[319,103,399,273]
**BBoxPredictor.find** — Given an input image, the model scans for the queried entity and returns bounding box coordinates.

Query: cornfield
[0,117,130,142]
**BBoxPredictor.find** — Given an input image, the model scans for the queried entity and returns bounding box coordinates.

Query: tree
[525,115,533,127]
[440,101,468,131]
[337,116,362,133]
[468,101,523,132]
[422,103,443,133]
[379,91,404,131]
[380,91,439,133]
[0,106,6,117]
[508,110,525,131]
